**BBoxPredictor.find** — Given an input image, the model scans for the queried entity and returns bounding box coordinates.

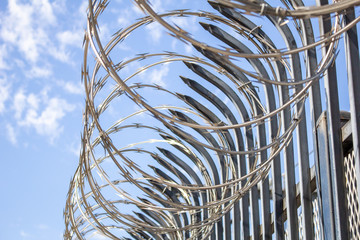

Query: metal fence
[64,0,360,239]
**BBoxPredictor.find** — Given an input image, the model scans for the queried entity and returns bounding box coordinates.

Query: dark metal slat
[344,6,360,212]
[316,1,349,239]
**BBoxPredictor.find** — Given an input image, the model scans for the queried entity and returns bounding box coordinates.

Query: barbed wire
[64,0,360,239]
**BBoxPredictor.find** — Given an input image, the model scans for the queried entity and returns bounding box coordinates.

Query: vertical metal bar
[295,66,313,240]
[250,182,260,240]
[215,11,283,240]
[232,194,241,240]
[289,24,314,240]
[267,16,299,240]
[315,113,335,240]
[316,0,349,239]
[271,131,283,240]
[267,40,297,238]
[198,22,274,239]
[241,173,251,240]
[343,6,360,207]
[296,2,324,239]
[291,1,318,237]
[279,85,297,240]
[190,44,261,240]
[182,61,251,239]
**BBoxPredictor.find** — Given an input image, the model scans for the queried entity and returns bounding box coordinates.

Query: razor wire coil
[64,0,360,239]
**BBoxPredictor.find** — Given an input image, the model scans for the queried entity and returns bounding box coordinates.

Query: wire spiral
[64,0,360,239]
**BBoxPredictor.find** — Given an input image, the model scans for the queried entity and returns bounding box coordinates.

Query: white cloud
[0,0,56,63]
[0,0,84,73]
[13,90,27,119]
[146,22,163,43]
[0,44,9,69]
[147,0,166,12]
[132,3,145,15]
[35,0,56,23]
[117,8,133,26]
[168,17,196,54]
[59,81,83,95]
[185,44,193,54]
[171,16,191,29]
[48,1,86,64]
[6,124,17,145]
[67,141,81,156]
[20,230,30,238]
[48,47,71,63]
[57,30,83,48]
[171,39,178,51]
[13,90,75,142]
[29,65,53,78]
[36,223,49,230]
[0,78,10,114]
[21,98,75,141]
[98,24,111,43]
[148,64,169,87]
[78,0,88,19]
[27,93,40,110]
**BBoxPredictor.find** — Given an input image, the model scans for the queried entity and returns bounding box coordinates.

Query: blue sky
[0,0,206,239]
[0,0,87,239]
[0,0,357,239]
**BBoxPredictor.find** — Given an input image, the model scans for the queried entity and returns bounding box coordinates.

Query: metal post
[343,6,360,206]
[316,0,349,239]
[316,113,335,239]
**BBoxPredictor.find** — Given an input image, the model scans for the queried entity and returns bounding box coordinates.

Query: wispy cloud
[67,141,81,156]
[146,22,163,43]
[13,89,76,143]
[0,78,10,114]
[141,0,173,43]
[0,0,85,145]
[149,64,170,87]
[58,81,83,95]
[117,8,132,26]
[0,0,56,63]
[13,90,27,119]
[6,124,17,145]
[54,29,84,63]
[0,44,9,70]
[185,44,194,54]
[29,65,52,78]
[35,223,49,230]
[0,0,85,72]
[19,230,30,238]
[57,30,83,49]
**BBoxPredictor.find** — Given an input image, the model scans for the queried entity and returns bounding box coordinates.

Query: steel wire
[64,0,359,239]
